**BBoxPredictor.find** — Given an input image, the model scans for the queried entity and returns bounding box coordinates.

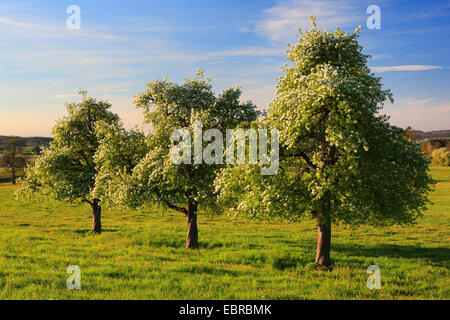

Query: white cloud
[254,0,360,42]
[370,65,443,72]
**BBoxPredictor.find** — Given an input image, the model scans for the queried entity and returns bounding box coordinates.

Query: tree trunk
[185,200,198,249]
[11,167,16,185]
[315,209,331,266]
[92,199,102,234]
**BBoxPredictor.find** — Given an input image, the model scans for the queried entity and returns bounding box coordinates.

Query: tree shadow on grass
[145,240,258,249]
[0,177,11,183]
[176,265,247,276]
[148,238,185,248]
[433,179,448,183]
[332,243,450,266]
[74,228,119,234]
[199,242,224,249]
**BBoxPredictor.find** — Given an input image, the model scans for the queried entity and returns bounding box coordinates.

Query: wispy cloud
[0,17,118,40]
[253,0,360,42]
[205,47,283,58]
[398,98,434,106]
[69,46,284,65]
[371,65,443,72]
[52,94,78,99]
[416,2,450,19]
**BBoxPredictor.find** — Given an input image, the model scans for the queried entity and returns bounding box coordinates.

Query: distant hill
[0,136,52,149]
[410,130,450,140]
[1,130,449,148]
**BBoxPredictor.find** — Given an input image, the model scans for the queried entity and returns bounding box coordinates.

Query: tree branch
[82,199,93,206]
[164,199,188,216]
[297,151,317,169]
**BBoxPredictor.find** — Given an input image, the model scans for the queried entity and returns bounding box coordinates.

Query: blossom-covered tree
[92,122,149,205]
[16,96,119,234]
[216,18,432,266]
[96,70,259,248]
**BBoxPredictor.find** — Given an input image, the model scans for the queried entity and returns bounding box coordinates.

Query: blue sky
[0,0,449,136]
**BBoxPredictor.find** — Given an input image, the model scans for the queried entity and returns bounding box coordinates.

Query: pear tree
[96,70,260,248]
[16,95,120,234]
[215,19,432,266]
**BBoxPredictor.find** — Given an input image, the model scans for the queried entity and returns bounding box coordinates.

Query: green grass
[0,166,448,300]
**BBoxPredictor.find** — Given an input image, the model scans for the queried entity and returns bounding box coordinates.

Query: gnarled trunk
[315,209,331,266]
[185,200,198,249]
[92,199,102,234]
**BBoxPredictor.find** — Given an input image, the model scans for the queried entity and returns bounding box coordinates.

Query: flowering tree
[16,96,119,234]
[96,70,259,248]
[92,122,149,206]
[216,18,432,266]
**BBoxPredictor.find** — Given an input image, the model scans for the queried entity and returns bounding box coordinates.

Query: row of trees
[0,136,27,184]
[16,19,432,265]
[17,71,260,247]
[0,136,50,184]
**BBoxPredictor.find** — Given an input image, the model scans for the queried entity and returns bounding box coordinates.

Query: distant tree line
[0,136,52,151]
[0,136,52,183]
[408,130,450,140]
[421,139,450,155]
[404,128,450,166]
[0,137,27,184]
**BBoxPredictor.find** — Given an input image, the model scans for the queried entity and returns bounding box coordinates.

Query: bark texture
[185,200,198,249]
[315,209,331,266]
[92,199,102,234]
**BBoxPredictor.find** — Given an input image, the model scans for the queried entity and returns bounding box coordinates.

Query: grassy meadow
[0,166,448,300]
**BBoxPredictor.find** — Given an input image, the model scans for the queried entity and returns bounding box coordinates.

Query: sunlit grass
[0,166,448,299]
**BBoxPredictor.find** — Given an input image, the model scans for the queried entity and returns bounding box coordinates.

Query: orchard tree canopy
[93,122,149,206]
[95,69,260,248]
[216,18,433,266]
[16,96,120,234]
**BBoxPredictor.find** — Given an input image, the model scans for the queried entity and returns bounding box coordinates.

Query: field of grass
[0,166,448,300]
